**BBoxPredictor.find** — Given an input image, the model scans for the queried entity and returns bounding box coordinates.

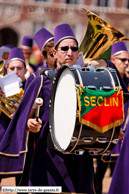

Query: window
[66,0,78,4]
[97,0,108,7]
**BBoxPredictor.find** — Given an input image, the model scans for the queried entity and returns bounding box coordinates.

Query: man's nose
[67,48,73,55]
[14,68,18,74]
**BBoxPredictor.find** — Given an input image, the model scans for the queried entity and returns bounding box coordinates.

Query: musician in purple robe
[0,47,27,185]
[95,41,129,194]
[0,24,128,193]
[21,35,38,79]
[24,28,56,92]
[21,29,56,186]
[106,42,129,194]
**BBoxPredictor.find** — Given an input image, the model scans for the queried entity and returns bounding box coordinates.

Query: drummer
[0,24,128,193]
[25,24,94,193]
[0,24,94,193]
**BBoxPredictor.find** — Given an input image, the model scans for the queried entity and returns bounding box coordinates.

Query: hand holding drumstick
[26,98,43,133]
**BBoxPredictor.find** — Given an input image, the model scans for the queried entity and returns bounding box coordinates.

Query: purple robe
[0,61,128,192]
[0,74,94,193]
[0,83,26,175]
[106,60,129,157]
[108,113,129,194]
[0,78,42,174]
[107,63,129,194]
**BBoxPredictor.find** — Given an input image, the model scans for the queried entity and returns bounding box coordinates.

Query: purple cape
[108,116,129,194]
[0,76,44,174]
[106,62,129,194]
[100,61,129,162]
[0,74,94,193]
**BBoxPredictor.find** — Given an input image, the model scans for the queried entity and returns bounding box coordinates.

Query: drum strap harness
[76,85,124,133]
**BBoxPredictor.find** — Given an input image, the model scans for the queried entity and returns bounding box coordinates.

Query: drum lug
[49,125,51,131]
[96,137,107,143]
[83,137,93,142]
[76,111,79,117]
[112,139,118,144]
[52,77,56,84]
[95,67,105,72]
[74,150,84,155]
[87,85,97,90]
[71,137,78,142]
[101,86,113,90]
[49,100,51,107]
[89,151,99,156]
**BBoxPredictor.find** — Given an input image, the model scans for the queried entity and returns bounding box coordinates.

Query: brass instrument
[0,60,6,78]
[0,87,24,118]
[79,8,129,62]
[0,59,24,118]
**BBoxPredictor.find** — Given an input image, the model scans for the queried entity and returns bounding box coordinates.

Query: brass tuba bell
[79,8,129,62]
[0,87,24,119]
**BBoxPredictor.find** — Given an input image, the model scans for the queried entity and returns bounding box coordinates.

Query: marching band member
[27,24,94,193]
[7,47,27,89]
[0,24,128,194]
[21,35,37,79]
[106,42,129,194]
[0,24,94,193]
[20,29,56,186]
[0,47,27,185]
[33,46,45,70]
[24,28,56,92]
[95,41,129,194]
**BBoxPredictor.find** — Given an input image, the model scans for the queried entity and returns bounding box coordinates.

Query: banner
[77,86,124,133]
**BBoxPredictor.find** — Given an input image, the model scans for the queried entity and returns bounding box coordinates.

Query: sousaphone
[79,8,129,61]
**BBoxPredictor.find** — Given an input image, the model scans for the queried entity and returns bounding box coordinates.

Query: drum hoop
[49,65,78,152]
[69,67,83,153]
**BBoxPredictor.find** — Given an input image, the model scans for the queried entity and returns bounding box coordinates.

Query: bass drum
[49,65,121,155]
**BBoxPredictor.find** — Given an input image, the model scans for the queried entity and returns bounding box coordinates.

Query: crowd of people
[0,22,128,194]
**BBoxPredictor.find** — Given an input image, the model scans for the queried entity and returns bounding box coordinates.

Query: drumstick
[35,98,43,122]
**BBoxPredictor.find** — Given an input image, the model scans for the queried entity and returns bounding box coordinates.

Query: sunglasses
[59,46,78,52]
[115,57,129,62]
[49,53,54,57]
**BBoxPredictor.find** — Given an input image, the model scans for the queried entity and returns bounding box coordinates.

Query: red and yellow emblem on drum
[77,86,124,133]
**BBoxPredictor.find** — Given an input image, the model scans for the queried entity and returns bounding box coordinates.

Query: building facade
[0,0,129,50]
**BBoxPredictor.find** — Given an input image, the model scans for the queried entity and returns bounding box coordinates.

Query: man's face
[22,49,32,60]
[7,60,27,82]
[111,52,129,78]
[46,47,56,69]
[53,39,79,69]
[34,50,43,65]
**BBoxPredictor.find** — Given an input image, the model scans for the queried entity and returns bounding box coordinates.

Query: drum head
[53,67,77,151]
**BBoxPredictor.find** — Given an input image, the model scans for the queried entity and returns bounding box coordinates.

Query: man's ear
[42,54,47,62]
[111,56,115,63]
[53,49,57,59]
